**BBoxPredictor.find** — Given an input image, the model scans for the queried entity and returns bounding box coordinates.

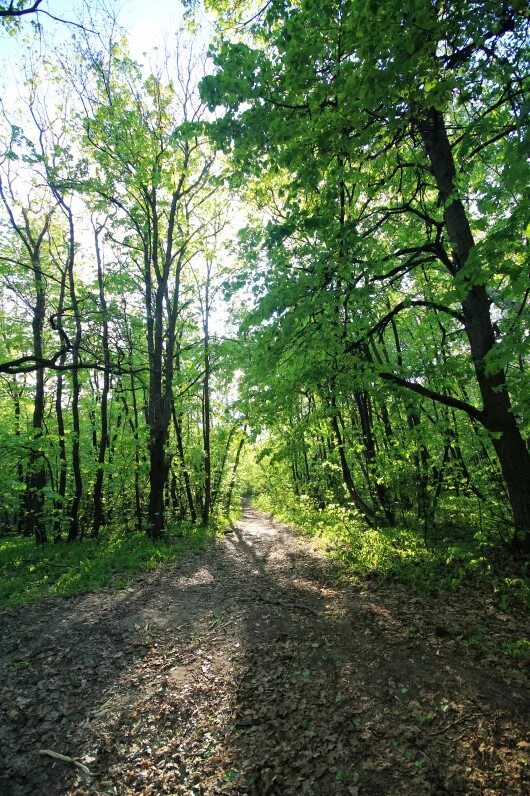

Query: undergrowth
[255,494,530,610]
[0,519,225,609]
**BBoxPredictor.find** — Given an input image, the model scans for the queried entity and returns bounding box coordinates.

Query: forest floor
[0,507,529,796]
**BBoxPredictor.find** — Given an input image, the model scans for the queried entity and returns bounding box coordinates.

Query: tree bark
[201,274,212,526]
[224,430,246,512]
[23,252,47,544]
[53,267,68,539]
[419,107,530,554]
[328,393,375,522]
[63,205,83,541]
[91,225,110,538]
[354,390,395,524]
[147,279,168,539]
[129,374,143,532]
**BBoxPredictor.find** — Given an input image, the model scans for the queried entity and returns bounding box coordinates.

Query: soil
[0,507,529,795]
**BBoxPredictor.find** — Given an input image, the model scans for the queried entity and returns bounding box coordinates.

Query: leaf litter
[0,507,528,795]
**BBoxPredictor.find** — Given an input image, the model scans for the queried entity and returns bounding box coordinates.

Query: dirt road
[1,508,528,795]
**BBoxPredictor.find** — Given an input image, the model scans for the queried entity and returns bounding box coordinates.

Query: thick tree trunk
[148,394,169,538]
[148,275,169,539]
[148,418,167,539]
[146,190,187,538]
[419,107,530,554]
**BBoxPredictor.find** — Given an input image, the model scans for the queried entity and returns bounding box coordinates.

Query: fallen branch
[38,749,94,777]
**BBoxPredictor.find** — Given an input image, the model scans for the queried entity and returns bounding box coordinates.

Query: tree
[80,42,221,537]
[201,0,530,552]
[0,168,55,543]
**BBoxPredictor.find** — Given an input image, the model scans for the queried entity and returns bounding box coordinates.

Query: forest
[0,1,529,795]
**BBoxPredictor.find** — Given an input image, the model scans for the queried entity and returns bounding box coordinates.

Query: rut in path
[0,507,529,795]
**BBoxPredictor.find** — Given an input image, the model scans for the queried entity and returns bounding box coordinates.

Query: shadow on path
[0,507,528,795]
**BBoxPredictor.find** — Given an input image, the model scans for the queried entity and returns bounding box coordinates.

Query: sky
[0,1,214,87]
[0,1,243,338]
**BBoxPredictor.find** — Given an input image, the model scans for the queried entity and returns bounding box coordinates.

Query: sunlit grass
[0,522,216,609]
[255,494,530,609]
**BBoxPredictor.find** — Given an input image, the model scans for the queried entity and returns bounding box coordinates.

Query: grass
[255,493,530,610]
[0,521,217,610]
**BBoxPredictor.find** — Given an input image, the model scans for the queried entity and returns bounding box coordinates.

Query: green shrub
[504,639,530,660]
[256,493,529,609]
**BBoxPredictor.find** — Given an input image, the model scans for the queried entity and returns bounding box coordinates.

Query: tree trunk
[24,254,47,544]
[172,406,197,522]
[129,375,143,532]
[92,226,110,538]
[147,275,168,539]
[53,268,68,539]
[224,431,246,512]
[64,208,83,541]
[355,390,395,524]
[11,378,25,533]
[329,393,375,522]
[147,190,186,538]
[419,107,530,554]
[201,276,212,526]
[211,423,237,513]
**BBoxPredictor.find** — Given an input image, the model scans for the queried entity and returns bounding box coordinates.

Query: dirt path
[1,508,529,795]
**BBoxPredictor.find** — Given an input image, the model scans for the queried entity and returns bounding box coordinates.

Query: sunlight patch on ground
[177,567,215,586]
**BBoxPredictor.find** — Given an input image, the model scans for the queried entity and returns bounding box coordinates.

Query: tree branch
[380,371,486,424]
[0,1,43,18]
[0,351,147,376]
[346,299,464,352]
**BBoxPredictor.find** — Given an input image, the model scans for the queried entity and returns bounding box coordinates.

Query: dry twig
[38,749,94,777]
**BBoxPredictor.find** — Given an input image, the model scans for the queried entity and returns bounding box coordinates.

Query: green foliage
[0,0,529,605]
[0,31,247,548]
[255,490,529,610]
[504,638,530,661]
[0,523,215,609]
[201,0,530,553]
